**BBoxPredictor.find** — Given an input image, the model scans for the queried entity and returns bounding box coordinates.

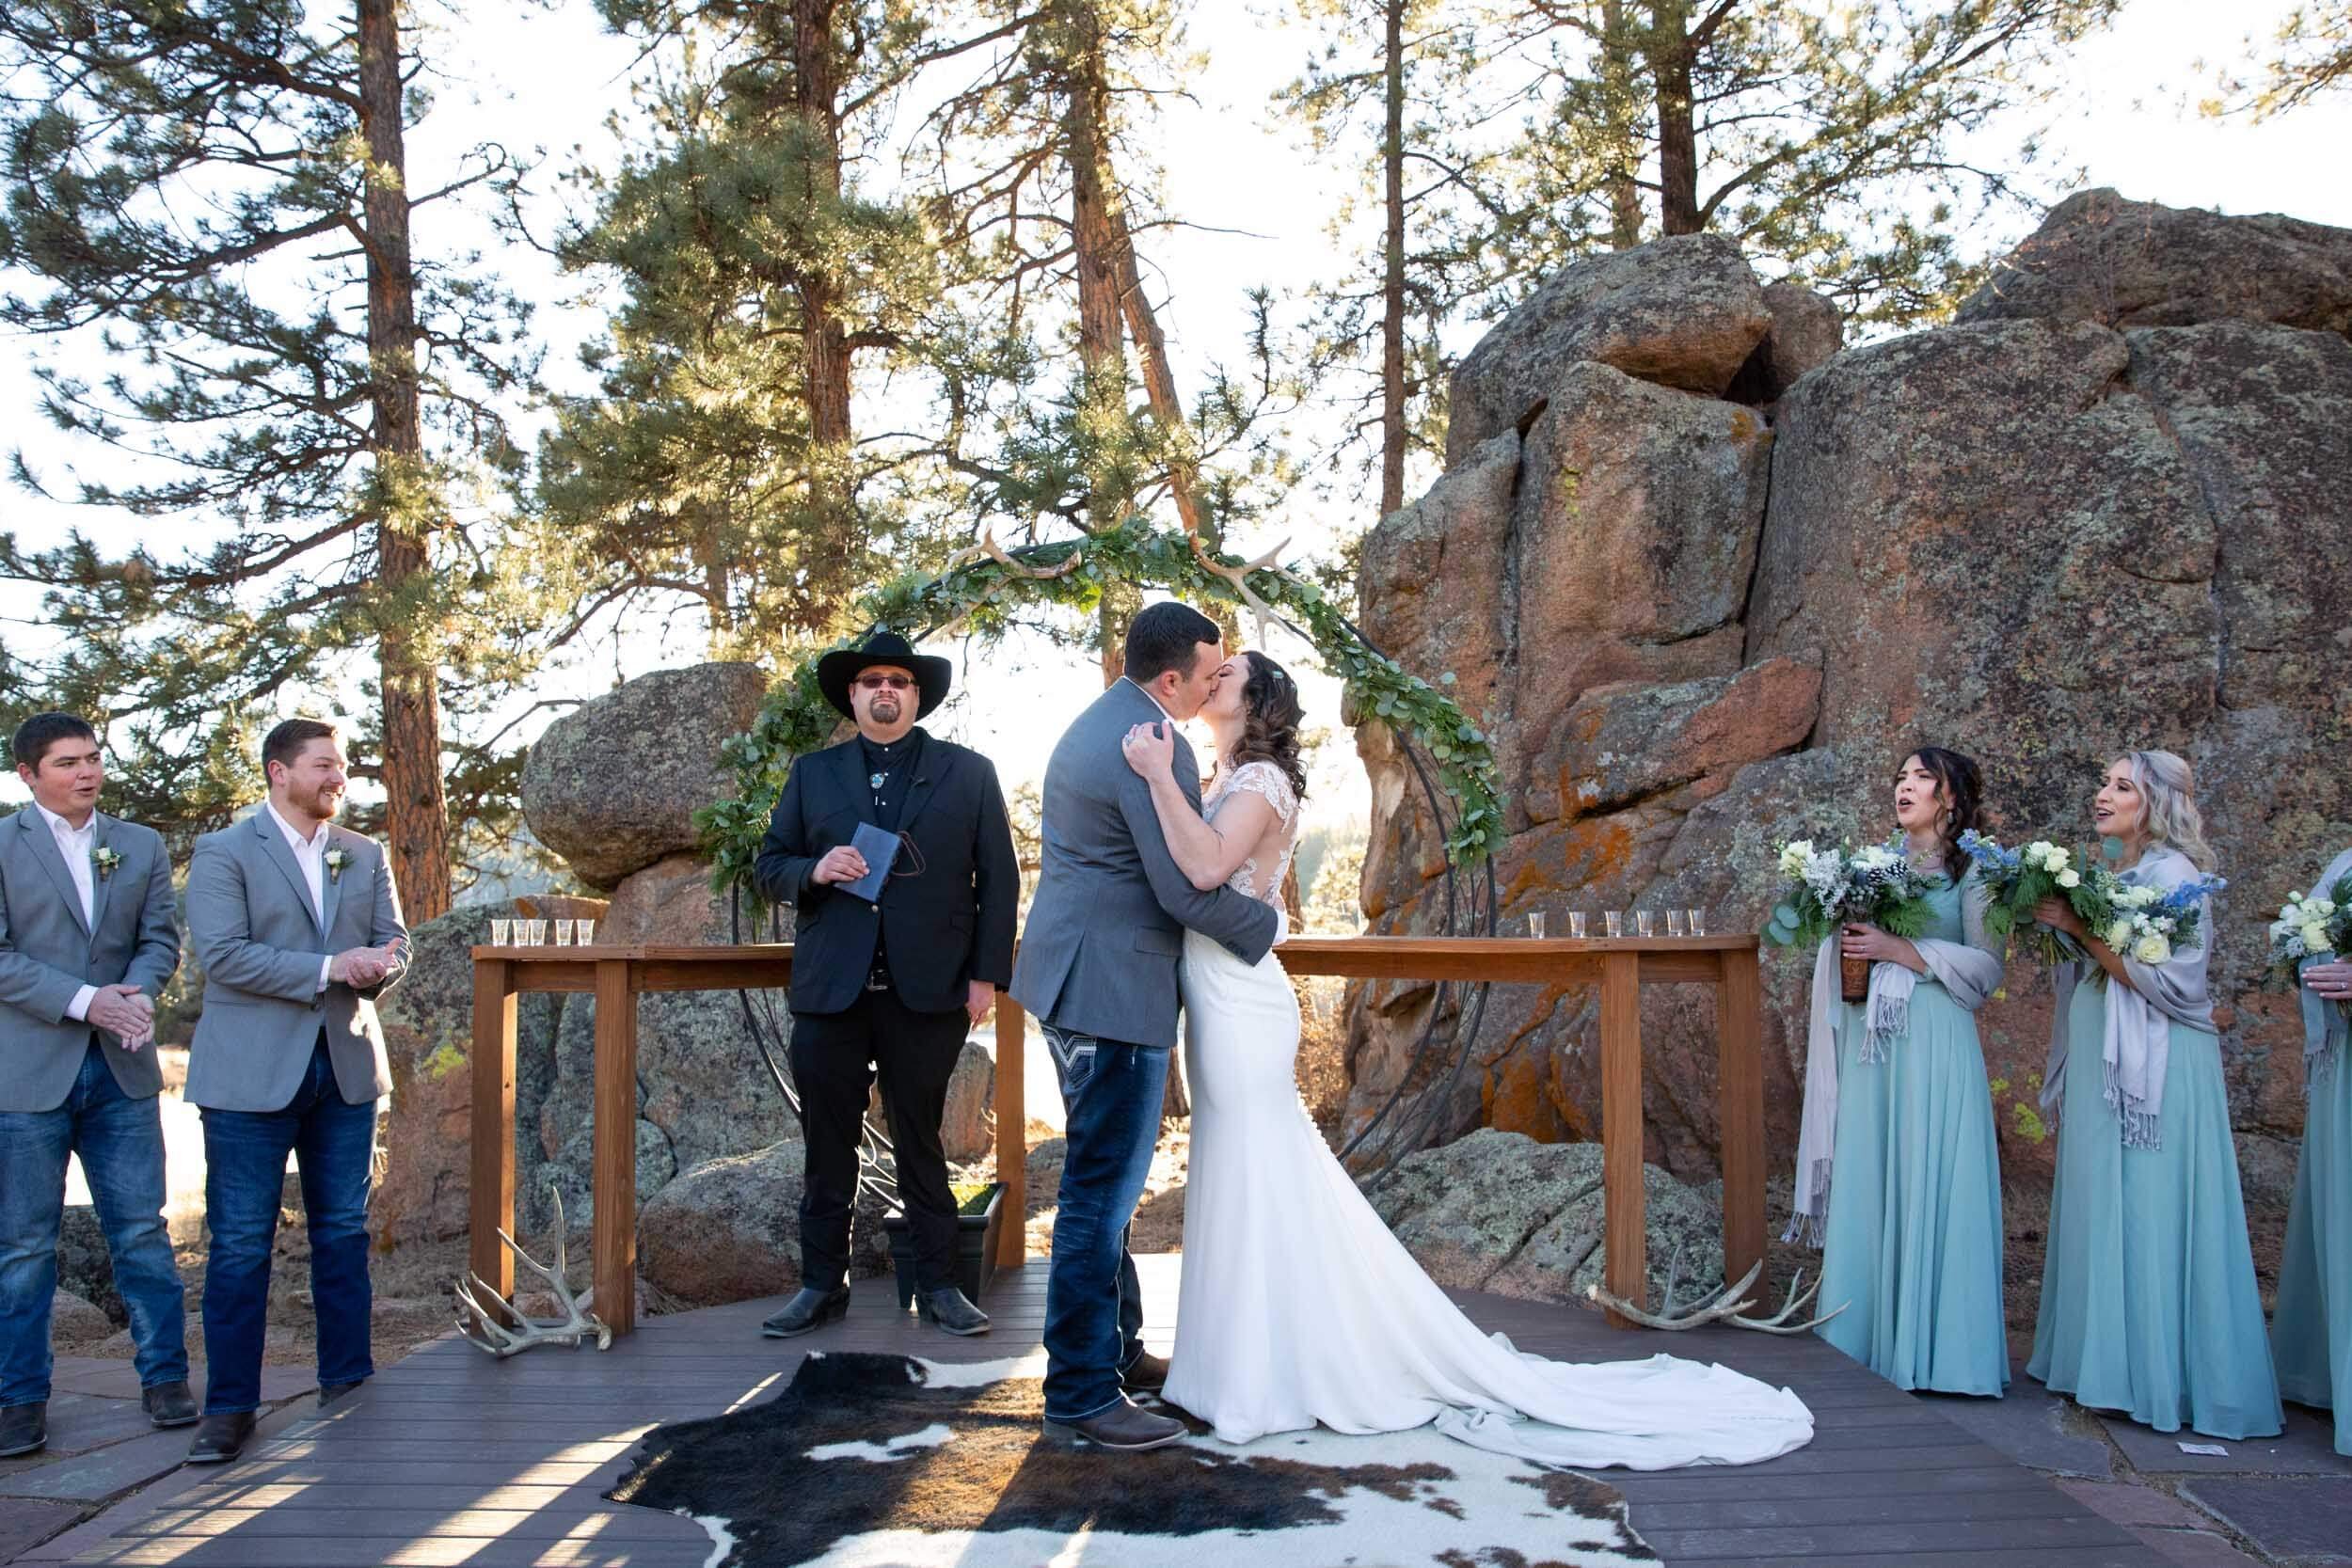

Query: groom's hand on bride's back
[812,846,869,885]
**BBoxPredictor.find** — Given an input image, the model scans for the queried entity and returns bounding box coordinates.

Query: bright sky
[4,0,2345,829]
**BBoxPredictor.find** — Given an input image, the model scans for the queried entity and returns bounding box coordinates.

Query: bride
[1118,649,1814,1469]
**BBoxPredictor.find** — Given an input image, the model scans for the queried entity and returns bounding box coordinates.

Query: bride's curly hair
[1230,651,1309,800]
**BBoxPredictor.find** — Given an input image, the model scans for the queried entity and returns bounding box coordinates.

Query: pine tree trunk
[358,0,451,925]
[1063,0,1133,687]
[793,0,857,578]
[1602,0,1647,247]
[1652,2,1702,236]
[1378,0,1407,518]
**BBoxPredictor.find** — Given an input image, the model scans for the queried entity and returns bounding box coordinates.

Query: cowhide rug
[606,1350,1657,1568]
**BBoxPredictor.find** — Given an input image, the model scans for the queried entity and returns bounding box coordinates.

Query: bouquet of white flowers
[1764,836,1936,1001]
[2267,872,2352,1021]
[2086,865,2218,971]
[1960,831,2093,967]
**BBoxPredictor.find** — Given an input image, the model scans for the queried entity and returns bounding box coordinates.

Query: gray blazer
[183,809,409,1113]
[1010,679,1279,1049]
[0,809,181,1112]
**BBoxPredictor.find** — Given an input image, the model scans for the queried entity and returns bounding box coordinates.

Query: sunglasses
[854,673,916,691]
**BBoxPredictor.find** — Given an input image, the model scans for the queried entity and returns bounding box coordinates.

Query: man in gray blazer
[1011,602,1281,1450]
[0,713,190,1457]
[181,718,407,1464]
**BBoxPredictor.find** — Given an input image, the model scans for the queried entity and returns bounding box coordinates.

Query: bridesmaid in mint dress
[1788,748,2009,1394]
[2026,750,2281,1438]
[2272,845,2352,1456]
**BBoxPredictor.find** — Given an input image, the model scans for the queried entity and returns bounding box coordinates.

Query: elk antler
[453,1188,612,1357]
[1584,1245,1848,1336]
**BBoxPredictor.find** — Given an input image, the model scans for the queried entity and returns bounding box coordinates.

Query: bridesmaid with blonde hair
[2026,751,2281,1438]
[2273,842,2352,1456]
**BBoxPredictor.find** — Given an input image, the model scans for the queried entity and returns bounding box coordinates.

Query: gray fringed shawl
[2038,846,2217,1150]
[1787,870,2005,1248]
[2299,847,2352,1093]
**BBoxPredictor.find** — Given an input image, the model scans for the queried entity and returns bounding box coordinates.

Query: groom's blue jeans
[1041,1024,1167,1422]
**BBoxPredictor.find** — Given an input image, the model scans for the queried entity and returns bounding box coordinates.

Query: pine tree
[0,0,539,916]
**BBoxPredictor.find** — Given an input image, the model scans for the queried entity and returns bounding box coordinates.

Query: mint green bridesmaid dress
[1815,873,2009,1394]
[2271,845,2352,1456]
[2028,951,2283,1437]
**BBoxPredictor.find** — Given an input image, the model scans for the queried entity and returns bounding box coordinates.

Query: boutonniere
[324,847,349,883]
[92,847,121,880]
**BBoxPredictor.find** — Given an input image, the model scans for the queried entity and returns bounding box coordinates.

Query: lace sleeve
[1221,761,1298,826]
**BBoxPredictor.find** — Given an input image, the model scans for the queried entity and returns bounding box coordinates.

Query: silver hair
[2118,749,2217,872]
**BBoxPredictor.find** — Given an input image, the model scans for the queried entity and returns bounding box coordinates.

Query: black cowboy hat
[817,630,954,721]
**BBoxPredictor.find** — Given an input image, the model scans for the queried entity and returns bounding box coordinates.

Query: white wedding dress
[1162,760,1815,1469]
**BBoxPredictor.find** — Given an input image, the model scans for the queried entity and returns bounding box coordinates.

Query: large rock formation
[1349,194,2352,1200]
[520,661,769,889]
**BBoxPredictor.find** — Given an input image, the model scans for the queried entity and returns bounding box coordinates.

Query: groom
[1012,602,1282,1450]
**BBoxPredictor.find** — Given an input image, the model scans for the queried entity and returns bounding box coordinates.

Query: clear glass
[575,919,596,946]
[489,918,511,946]
[553,919,575,946]
[1527,911,1547,940]
[1634,910,1656,938]
[1567,911,1589,940]
[1666,909,1687,937]
[527,919,548,946]
[1687,908,1707,937]
[1603,911,1625,939]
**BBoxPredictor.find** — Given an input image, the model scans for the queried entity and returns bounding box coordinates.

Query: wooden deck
[40,1256,2159,1567]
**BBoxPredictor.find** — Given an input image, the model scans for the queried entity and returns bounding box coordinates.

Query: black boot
[0,1402,44,1458]
[917,1286,991,1337]
[186,1410,257,1465]
[760,1284,850,1338]
[142,1381,199,1429]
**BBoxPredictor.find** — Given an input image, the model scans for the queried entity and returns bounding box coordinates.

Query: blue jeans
[1041,1025,1167,1421]
[0,1040,188,1406]
[199,1037,376,1414]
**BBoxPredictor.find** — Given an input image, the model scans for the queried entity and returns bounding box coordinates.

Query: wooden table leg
[1599,951,1645,1327]
[994,996,1026,1270]
[468,958,517,1324]
[1716,946,1768,1294]
[592,960,638,1338]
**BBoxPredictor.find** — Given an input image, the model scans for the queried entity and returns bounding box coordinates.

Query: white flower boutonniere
[324,847,349,884]
[92,847,121,880]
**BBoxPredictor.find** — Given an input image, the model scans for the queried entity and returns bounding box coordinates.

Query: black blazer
[751,730,1019,1017]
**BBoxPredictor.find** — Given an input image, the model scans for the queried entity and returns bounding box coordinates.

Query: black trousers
[788,988,969,1292]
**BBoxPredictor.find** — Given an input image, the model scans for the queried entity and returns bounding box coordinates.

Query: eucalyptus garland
[695,515,1502,898]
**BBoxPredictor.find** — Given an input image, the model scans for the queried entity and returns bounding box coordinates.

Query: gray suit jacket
[183,809,409,1112]
[0,809,181,1112]
[1010,679,1280,1049]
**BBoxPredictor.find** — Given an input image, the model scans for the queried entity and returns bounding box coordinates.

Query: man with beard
[753,632,1018,1338]
[181,719,408,1464]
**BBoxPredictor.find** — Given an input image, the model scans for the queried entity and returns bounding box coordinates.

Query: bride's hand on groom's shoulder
[1120,721,1176,780]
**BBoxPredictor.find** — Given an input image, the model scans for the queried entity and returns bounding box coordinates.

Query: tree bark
[1378,0,1408,517]
[790,0,858,583]
[1062,0,1133,687]
[357,0,451,924]
[1651,1,1702,235]
[1602,0,1647,247]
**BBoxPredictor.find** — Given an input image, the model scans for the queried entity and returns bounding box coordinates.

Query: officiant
[751,631,1020,1341]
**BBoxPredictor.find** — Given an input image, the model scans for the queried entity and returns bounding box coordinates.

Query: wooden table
[468,934,1764,1337]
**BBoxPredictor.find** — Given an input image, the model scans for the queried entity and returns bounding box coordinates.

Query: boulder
[638,1139,893,1306]
[532,1117,680,1240]
[374,902,568,1244]
[1728,282,1846,404]
[519,661,770,889]
[56,1204,124,1325]
[940,1038,996,1164]
[1348,193,2352,1192]
[50,1288,113,1344]
[1447,232,1772,463]
[1955,188,2352,336]
[1370,1130,1724,1307]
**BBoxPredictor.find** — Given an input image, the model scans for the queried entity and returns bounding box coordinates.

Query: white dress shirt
[35,802,99,1022]
[264,801,336,992]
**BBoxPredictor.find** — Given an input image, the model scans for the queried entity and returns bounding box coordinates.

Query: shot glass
[1567,911,1589,940]
[1687,908,1707,936]
[489,918,512,946]
[1634,910,1656,938]
[527,919,548,946]
[553,919,575,947]
[1528,911,1547,940]
[1603,911,1625,939]
[1666,909,1687,937]
[575,919,596,946]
